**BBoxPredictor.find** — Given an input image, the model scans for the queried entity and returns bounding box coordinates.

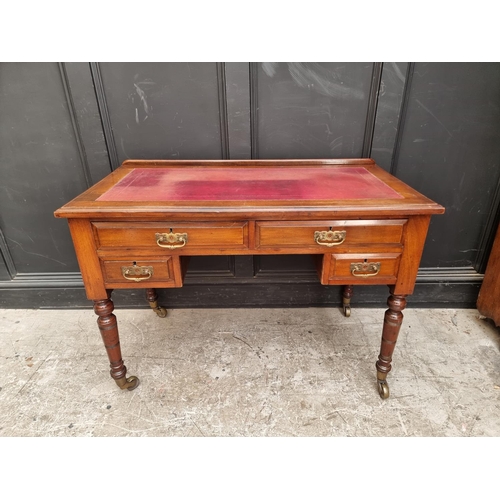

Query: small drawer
[101,257,181,287]
[255,220,406,252]
[321,253,401,285]
[93,221,249,253]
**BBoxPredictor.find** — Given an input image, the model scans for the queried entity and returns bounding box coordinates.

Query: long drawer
[255,220,406,252]
[93,221,249,253]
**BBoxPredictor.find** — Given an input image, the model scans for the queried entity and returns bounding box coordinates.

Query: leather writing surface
[97,167,403,202]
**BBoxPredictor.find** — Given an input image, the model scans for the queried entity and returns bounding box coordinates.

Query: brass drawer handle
[350,262,381,278]
[314,230,346,247]
[121,265,153,282]
[156,232,188,249]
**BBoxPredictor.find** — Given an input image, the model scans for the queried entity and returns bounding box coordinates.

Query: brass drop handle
[156,231,188,249]
[350,262,381,278]
[121,265,153,282]
[314,230,346,247]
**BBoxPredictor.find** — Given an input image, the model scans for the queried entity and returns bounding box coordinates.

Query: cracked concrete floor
[0,306,499,437]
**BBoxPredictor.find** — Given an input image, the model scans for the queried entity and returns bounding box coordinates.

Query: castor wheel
[154,306,167,318]
[115,375,140,391]
[377,380,390,399]
[145,289,167,318]
[343,305,351,317]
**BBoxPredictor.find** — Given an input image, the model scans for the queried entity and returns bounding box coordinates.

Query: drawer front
[101,257,180,287]
[323,253,401,285]
[93,222,249,252]
[255,220,406,252]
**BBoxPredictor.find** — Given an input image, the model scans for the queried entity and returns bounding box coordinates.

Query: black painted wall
[1,62,499,309]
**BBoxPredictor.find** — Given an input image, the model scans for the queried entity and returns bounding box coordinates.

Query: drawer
[320,253,401,285]
[255,220,406,252]
[93,222,249,253]
[100,257,183,287]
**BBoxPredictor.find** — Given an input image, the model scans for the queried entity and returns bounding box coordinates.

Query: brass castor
[145,289,167,318]
[153,306,167,318]
[115,375,140,391]
[342,285,353,317]
[376,372,390,399]
[377,380,390,399]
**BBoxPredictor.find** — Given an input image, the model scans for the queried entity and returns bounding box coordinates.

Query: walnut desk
[54,159,444,399]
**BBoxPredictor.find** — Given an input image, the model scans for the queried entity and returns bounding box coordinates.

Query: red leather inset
[97,167,403,202]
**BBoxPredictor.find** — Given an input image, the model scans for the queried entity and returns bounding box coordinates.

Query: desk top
[55,159,444,219]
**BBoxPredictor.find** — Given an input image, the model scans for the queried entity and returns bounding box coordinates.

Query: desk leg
[145,288,167,318]
[342,285,353,317]
[93,295,139,391]
[375,291,407,399]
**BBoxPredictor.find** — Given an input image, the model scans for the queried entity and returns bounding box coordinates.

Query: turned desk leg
[342,285,354,317]
[145,288,167,318]
[93,295,139,391]
[375,290,407,399]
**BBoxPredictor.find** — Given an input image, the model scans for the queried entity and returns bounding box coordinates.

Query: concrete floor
[0,306,499,437]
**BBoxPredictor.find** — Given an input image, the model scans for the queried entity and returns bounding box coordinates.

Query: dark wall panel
[97,63,232,276]
[1,62,498,308]
[98,62,224,162]
[225,62,252,159]
[255,255,316,277]
[371,62,408,171]
[0,63,89,274]
[0,255,10,280]
[63,63,112,184]
[185,256,236,279]
[250,62,377,275]
[0,227,15,280]
[255,62,373,158]
[394,63,500,268]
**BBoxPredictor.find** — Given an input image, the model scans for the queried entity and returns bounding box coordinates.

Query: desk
[54,159,444,399]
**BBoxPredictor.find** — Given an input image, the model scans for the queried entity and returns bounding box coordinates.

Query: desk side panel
[393,215,431,295]
[68,219,107,300]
